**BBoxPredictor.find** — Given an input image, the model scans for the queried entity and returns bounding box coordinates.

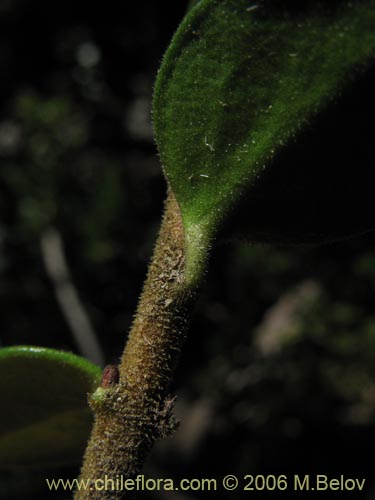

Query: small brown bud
[101,365,120,388]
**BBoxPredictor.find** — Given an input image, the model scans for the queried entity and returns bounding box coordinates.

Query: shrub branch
[75,188,205,499]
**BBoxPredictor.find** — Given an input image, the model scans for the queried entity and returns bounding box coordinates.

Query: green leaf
[0,346,101,468]
[153,0,375,277]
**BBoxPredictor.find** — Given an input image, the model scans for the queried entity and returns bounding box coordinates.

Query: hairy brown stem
[75,189,204,499]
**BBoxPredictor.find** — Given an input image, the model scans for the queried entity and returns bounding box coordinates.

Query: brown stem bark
[75,189,203,499]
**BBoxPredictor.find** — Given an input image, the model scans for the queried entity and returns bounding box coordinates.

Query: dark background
[0,1,374,498]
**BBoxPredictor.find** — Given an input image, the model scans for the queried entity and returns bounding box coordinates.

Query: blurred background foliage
[0,0,374,498]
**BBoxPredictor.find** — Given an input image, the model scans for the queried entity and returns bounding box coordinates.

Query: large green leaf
[153,0,375,278]
[0,346,101,468]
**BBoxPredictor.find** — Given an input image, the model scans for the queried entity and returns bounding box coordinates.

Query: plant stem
[75,189,206,499]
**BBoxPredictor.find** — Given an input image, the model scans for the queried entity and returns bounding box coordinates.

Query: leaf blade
[0,346,101,467]
[153,0,375,256]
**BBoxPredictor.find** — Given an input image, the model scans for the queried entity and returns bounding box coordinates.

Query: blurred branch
[40,227,104,367]
[172,398,214,459]
[254,280,321,355]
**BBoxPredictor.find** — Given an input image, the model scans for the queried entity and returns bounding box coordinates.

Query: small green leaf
[0,346,101,468]
[154,0,375,277]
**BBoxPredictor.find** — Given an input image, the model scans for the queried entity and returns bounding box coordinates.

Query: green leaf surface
[154,0,375,274]
[0,346,101,468]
